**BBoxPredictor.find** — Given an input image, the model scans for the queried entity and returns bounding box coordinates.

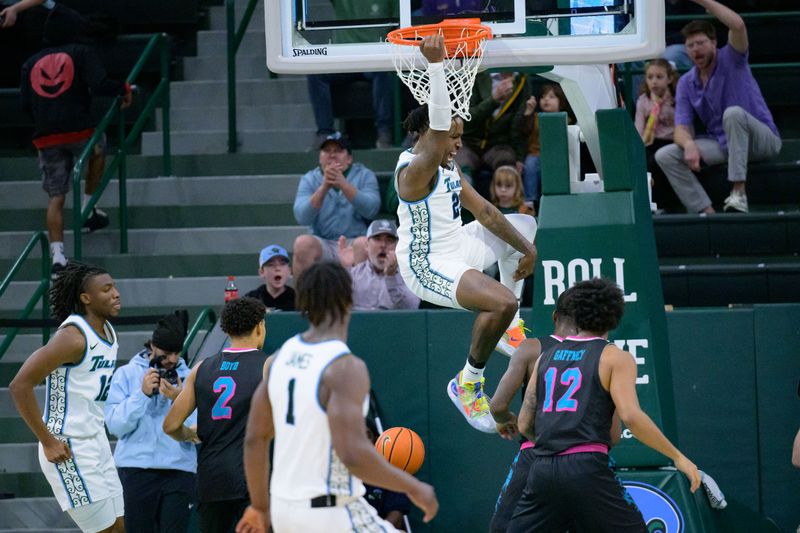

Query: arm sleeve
[78,46,128,97]
[293,170,321,225]
[104,367,150,437]
[349,167,381,220]
[385,274,420,309]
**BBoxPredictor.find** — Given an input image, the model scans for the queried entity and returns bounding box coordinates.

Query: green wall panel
[666,309,760,510]
[753,304,800,532]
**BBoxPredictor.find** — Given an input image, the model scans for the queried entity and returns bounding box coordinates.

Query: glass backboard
[265,0,664,73]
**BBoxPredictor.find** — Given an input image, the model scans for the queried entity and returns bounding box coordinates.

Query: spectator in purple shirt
[350,219,420,311]
[654,0,781,214]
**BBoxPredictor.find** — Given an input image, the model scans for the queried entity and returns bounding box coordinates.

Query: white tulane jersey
[269,334,368,501]
[44,314,118,439]
[395,148,464,258]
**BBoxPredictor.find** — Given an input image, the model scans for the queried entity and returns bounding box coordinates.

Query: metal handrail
[226,0,260,153]
[72,32,172,260]
[0,232,50,360]
[183,308,218,366]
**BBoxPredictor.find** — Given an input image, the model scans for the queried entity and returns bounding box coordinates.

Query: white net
[390,35,488,122]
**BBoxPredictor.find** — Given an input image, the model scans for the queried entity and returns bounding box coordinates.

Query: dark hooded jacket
[20,4,128,148]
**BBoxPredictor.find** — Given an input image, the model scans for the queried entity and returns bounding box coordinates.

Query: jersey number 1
[542,367,582,412]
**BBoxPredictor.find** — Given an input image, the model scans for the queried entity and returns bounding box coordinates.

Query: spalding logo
[623,481,684,533]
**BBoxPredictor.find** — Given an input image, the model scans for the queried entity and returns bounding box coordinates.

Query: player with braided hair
[10,262,124,533]
[394,34,538,433]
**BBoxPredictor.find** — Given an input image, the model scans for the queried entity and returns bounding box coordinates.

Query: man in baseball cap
[349,219,419,311]
[245,244,295,311]
[292,132,381,279]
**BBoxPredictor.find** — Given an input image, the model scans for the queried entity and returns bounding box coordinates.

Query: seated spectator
[104,310,196,533]
[456,71,530,198]
[245,244,295,311]
[307,72,394,149]
[292,133,380,278]
[490,166,535,216]
[20,4,132,278]
[655,0,781,214]
[365,417,412,530]
[513,83,572,211]
[634,58,682,212]
[350,219,420,311]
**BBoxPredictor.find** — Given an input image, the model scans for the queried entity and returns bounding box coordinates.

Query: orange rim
[387,18,492,57]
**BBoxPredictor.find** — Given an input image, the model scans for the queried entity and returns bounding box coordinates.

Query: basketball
[375,427,425,475]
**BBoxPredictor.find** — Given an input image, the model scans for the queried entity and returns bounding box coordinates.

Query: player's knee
[498,290,518,319]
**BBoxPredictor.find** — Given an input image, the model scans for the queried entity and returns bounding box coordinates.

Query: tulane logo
[623,482,684,533]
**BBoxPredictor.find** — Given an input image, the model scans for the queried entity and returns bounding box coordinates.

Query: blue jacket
[105,350,197,473]
[293,162,381,240]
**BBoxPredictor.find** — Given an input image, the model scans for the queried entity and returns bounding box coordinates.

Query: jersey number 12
[542,367,582,412]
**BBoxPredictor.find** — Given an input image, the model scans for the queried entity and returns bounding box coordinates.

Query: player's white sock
[460,361,484,384]
[50,241,66,265]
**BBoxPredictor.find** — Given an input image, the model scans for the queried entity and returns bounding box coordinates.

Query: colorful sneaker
[447,372,497,433]
[496,318,528,357]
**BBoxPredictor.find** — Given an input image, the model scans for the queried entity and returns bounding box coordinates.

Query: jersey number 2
[542,367,582,412]
[212,376,236,420]
[451,192,461,220]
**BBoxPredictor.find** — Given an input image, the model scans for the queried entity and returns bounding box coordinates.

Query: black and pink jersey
[532,337,615,456]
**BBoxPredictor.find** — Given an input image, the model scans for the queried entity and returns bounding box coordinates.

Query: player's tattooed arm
[460,180,537,263]
[517,356,541,442]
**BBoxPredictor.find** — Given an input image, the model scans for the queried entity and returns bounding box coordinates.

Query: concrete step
[0,497,79,531]
[0,150,401,181]
[208,4,265,31]
[0,275,261,311]
[197,30,265,57]
[182,54,272,81]
[157,104,314,130]
[0,253,259,282]
[0,226,306,260]
[0,204,296,232]
[141,128,315,155]
[0,387,46,417]
[0,175,300,211]
[0,443,47,475]
[168,78,310,108]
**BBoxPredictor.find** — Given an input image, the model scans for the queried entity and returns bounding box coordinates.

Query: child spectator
[634,58,682,212]
[515,83,572,212]
[244,245,295,311]
[490,166,535,216]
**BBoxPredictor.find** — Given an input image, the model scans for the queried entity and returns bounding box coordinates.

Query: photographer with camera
[104,310,197,533]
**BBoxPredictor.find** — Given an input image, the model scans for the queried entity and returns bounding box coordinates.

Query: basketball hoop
[387,19,492,121]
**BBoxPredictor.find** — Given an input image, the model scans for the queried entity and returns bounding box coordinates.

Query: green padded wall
[533,109,676,467]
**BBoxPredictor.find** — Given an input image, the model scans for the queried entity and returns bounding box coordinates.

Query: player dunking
[10,262,124,533]
[395,34,538,433]
[164,297,270,533]
[235,262,438,533]
[508,278,701,532]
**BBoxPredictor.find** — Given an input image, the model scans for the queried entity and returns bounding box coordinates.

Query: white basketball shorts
[271,495,402,533]
[38,432,123,517]
[398,214,536,309]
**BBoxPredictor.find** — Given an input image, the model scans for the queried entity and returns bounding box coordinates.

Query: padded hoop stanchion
[387,19,492,121]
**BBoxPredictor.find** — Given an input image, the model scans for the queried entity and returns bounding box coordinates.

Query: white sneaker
[723,190,748,213]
